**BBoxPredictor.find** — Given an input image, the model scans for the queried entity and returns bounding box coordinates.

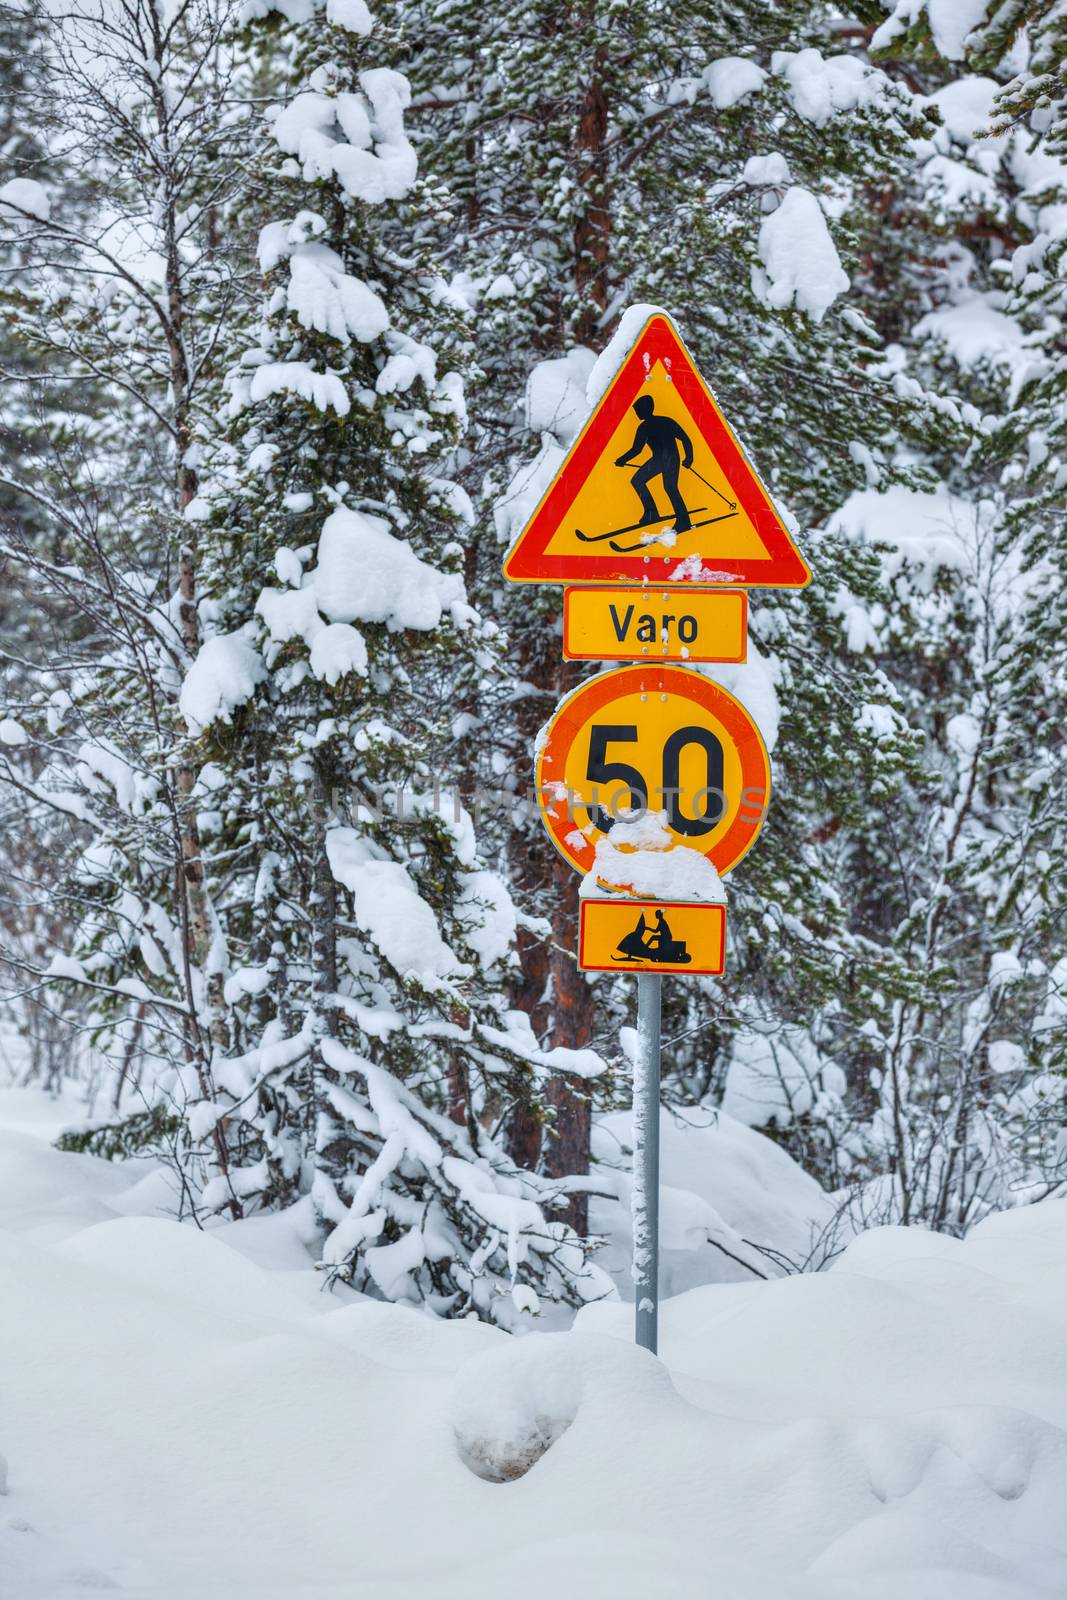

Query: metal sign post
[503,312,808,1357]
[633,972,662,1354]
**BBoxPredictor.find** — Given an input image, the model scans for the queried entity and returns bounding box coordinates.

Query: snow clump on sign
[754,187,849,322]
[581,811,726,903]
[585,301,668,407]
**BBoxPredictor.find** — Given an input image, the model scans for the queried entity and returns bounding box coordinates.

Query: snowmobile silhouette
[612,908,691,966]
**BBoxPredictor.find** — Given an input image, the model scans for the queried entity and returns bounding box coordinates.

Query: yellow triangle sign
[503,313,810,587]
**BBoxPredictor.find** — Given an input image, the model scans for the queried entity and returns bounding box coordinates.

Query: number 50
[586,723,725,837]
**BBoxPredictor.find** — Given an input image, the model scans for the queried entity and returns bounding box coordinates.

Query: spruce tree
[805,0,1067,1223]
[180,0,608,1315]
[373,0,964,1222]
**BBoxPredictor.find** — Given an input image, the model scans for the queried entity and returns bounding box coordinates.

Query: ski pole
[684,463,735,508]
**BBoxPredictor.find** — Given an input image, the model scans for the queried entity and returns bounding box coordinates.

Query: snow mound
[774,48,895,128]
[525,347,595,445]
[704,57,766,111]
[179,632,266,733]
[451,1332,672,1482]
[828,486,983,578]
[0,1091,1064,1598]
[591,1105,837,1297]
[326,829,463,984]
[755,187,850,322]
[873,0,987,62]
[270,70,416,204]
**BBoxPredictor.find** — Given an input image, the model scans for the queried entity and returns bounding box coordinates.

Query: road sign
[579,899,726,975]
[563,585,747,664]
[503,313,810,588]
[536,665,770,880]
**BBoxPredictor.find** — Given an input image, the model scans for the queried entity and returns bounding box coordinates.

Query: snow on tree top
[269,71,416,205]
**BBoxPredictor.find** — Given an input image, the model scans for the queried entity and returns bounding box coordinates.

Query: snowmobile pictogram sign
[578,899,726,976]
[503,313,811,588]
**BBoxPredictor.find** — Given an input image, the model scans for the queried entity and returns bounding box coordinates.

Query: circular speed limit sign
[536,665,770,878]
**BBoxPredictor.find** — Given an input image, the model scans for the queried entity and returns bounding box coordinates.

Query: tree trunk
[506,35,609,1224]
[573,46,610,345]
[508,642,595,1228]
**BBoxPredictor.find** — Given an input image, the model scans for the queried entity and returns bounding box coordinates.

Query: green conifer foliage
[184,1,608,1316]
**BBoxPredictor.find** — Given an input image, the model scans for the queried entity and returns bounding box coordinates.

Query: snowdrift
[0,1089,1064,1598]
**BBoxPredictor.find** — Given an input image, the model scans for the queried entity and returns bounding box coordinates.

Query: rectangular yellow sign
[563,585,747,664]
[578,899,726,976]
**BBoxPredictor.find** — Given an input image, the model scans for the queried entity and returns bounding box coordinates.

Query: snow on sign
[536,665,771,881]
[578,899,726,976]
[503,313,810,588]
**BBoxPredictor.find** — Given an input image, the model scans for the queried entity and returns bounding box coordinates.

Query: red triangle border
[503,315,810,588]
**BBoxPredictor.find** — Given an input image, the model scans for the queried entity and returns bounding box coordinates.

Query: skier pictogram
[612,907,692,966]
[572,397,740,552]
[618,397,695,533]
[502,312,811,587]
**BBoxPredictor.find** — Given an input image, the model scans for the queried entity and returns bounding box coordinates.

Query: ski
[574,508,708,545]
[608,509,741,553]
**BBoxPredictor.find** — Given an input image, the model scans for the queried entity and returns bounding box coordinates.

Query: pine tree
[177,0,608,1316]
[372,0,967,1225]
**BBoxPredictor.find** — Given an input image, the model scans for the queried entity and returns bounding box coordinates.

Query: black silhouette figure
[612,908,691,965]
[614,913,651,962]
[615,396,694,534]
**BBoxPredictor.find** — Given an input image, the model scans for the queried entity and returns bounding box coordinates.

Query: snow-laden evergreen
[168,0,610,1316]
[370,0,1008,1225]
[0,0,1065,1305]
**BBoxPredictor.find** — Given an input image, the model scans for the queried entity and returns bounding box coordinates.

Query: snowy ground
[1,1089,1066,1599]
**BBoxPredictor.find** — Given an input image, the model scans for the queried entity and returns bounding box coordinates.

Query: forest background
[1,0,1065,1322]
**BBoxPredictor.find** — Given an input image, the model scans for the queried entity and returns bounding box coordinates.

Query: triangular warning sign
[503,314,810,588]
